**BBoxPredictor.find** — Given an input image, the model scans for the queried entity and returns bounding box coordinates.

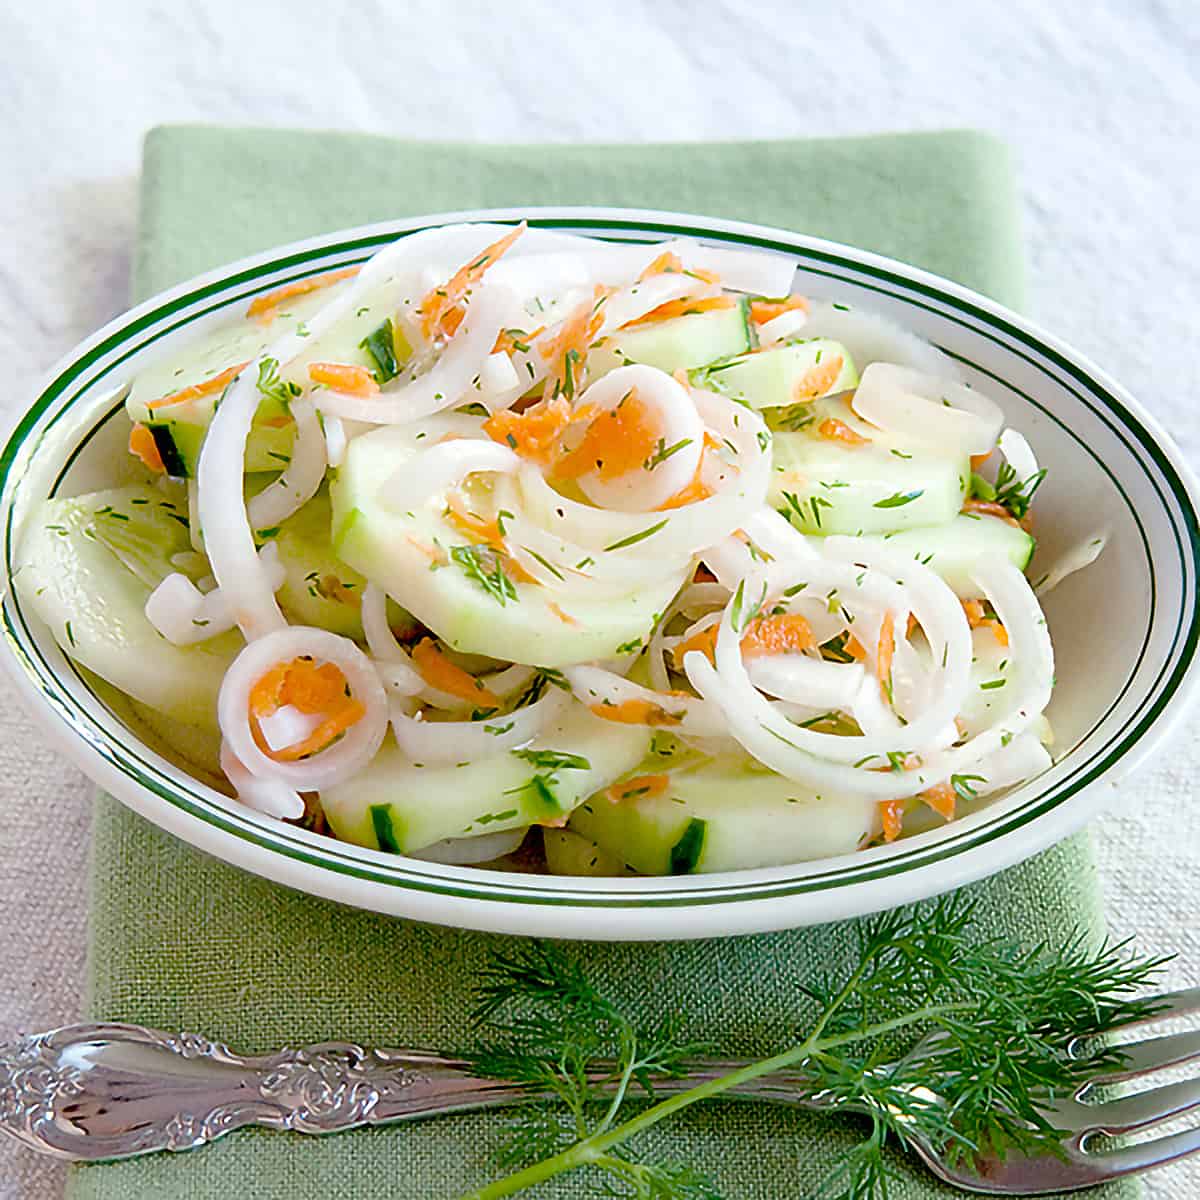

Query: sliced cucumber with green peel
[771,432,968,535]
[569,755,878,874]
[861,514,1035,597]
[543,827,634,876]
[320,705,650,853]
[146,418,297,479]
[697,339,858,409]
[330,423,689,667]
[586,300,753,378]
[12,485,242,729]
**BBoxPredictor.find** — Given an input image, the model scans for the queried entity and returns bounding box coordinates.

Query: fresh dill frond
[459,895,1167,1200]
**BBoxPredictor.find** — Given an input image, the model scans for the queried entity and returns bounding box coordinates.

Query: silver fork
[2,987,1199,1194]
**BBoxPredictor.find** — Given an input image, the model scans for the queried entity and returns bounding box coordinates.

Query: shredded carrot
[247,657,365,762]
[845,633,868,661]
[417,223,526,340]
[962,498,1022,529]
[493,324,544,354]
[483,396,571,465]
[308,361,379,397]
[877,612,896,703]
[793,355,845,402]
[906,613,918,638]
[246,267,360,324]
[547,601,579,626]
[749,295,809,324]
[623,295,736,330]
[406,535,449,566]
[607,774,670,803]
[970,451,992,470]
[411,638,499,706]
[444,495,506,552]
[555,391,659,482]
[638,251,684,280]
[539,286,609,400]
[671,623,719,669]
[817,417,868,447]
[657,464,714,510]
[962,598,1010,646]
[878,799,905,843]
[128,423,164,473]
[920,782,957,821]
[590,698,683,727]
[147,360,251,411]
[741,613,817,659]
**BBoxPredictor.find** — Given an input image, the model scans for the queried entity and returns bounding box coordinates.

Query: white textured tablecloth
[1,2,1197,1196]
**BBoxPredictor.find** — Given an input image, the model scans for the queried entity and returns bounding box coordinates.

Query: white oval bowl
[2,207,1198,941]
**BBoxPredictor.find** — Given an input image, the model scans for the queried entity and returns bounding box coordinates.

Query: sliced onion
[220,741,304,820]
[1033,530,1108,596]
[315,284,524,425]
[852,363,1003,457]
[186,478,205,553]
[390,687,565,766]
[246,398,327,531]
[258,704,326,753]
[595,273,716,339]
[972,732,1053,796]
[323,413,348,468]
[756,309,809,345]
[378,439,520,515]
[360,584,424,696]
[218,626,388,790]
[998,428,1039,482]
[802,300,961,378]
[476,352,520,409]
[747,654,864,710]
[407,826,529,865]
[672,241,797,296]
[572,366,704,511]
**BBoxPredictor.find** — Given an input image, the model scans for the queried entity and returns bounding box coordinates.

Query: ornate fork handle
[0,1023,812,1162]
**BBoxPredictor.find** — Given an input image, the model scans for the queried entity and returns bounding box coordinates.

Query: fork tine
[1084,1028,1200,1085]
[1080,1121,1200,1178]
[1072,1075,1200,1135]
[1113,985,1200,1030]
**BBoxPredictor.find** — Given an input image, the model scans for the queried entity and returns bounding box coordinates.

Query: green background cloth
[68,126,1134,1199]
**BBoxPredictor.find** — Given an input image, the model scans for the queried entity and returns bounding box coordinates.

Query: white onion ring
[802,300,961,378]
[1033,530,1108,596]
[998,428,1039,483]
[378,439,520,515]
[852,363,1002,456]
[323,413,348,468]
[389,687,566,766]
[246,398,327,531]
[755,309,809,345]
[747,654,865,710]
[561,663,725,737]
[218,626,388,790]
[220,741,304,820]
[571,365,704,511]
[360,584,424,697]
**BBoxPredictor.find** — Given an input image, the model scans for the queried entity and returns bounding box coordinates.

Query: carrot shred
[590,698,683,727]
[411,638,499,706]
[845,633,868,661]
[246,267,359,323]
[962,498,1022,529]
[128,423,164,473]
[920,782,957,821]
[749,296,809,324]
[417,223,526,340]
[657,465,714,510]
[671,623,719,669]
[877,612,896,703]
[547,601,579,626]
[970,451,992,470]
[444,495,506,552]
[817,417,868,447]
[607,774,670,803]
[483,396,571,464]
[962,598,1010,646]
[247,657,365,762]
[638,251,684,280]
[493,324,545,354]
[794,355,845,402]
[555,391,659,482]
[741,613,817,659]
[623,294,736,330]
[539,285,609,400]
[878,799,905,843]
[406,535,449,567]
[270,701,366,762]
[308,361,379,397]
[147,360,251,411]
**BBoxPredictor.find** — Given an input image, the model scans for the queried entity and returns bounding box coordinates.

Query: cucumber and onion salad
[15,222,1105,876]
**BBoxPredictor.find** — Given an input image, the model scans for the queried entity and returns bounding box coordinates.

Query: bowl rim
[3,204,1198,939]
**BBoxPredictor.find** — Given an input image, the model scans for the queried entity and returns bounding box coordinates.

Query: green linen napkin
[68,127,1134,1200]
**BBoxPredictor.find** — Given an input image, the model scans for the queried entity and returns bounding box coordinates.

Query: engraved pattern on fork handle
[0,1023,542,1162]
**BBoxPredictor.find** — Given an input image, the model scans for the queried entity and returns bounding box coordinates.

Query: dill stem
[457,1000,973,1200]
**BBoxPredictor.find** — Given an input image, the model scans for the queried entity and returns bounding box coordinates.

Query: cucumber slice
[569,755,878,874]
[146,419,297,479]
[12,486,242,729]
[320,704,650,853]
[330,422,689,667]
[771,430,969,535]
[860,514,1035,597]
[697,339,858,409]
[543,827,634,877]
[587,301,753,378]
